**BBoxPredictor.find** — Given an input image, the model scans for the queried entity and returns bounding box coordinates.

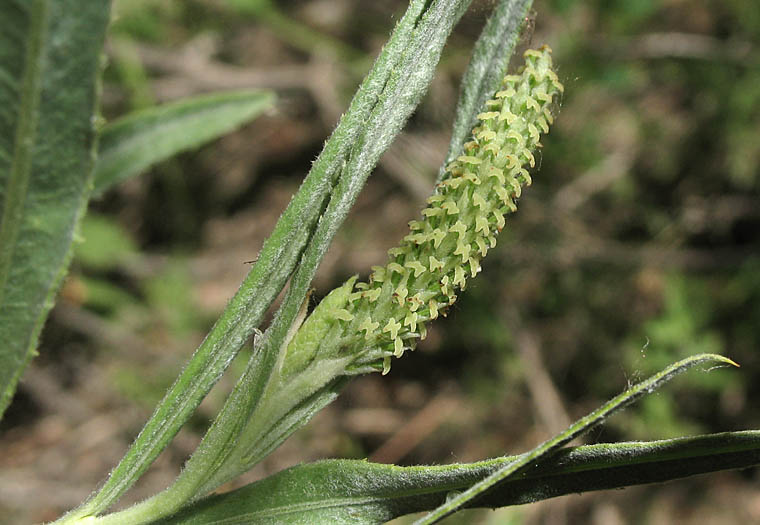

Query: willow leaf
[157,430,760,524]
[93,90,275,197]
[418,353,739,523]
[0,0,111,419]
[61,1,467,520]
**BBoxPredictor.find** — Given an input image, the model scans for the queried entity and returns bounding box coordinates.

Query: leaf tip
[698,353,740,369]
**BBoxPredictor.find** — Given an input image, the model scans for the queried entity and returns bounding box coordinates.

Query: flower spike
[281,47,562,377]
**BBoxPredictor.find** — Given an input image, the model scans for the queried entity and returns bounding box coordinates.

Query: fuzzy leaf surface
[157,430,760,524]
[64,1,469,520]
[0,0,111,419]
[418,353,738,523]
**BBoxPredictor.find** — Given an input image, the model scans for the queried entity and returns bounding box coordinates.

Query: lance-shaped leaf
[60,1,471,520]
[151,355,750,524]
[418,353,739,523]
[156,430,760,524]
[92,90,275,197]
[0,0,111,419]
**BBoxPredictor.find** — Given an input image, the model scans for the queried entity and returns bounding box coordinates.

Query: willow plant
[210,44,564,492]
[3,1,759,524]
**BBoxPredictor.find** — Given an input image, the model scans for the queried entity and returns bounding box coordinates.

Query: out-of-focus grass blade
[155,430,760,524]
[92,89,275,197]
[0,0,111,420]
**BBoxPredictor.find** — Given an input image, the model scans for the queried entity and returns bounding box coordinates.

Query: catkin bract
[281,46,563,378]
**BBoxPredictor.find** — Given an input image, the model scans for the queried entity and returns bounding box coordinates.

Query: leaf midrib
[0,0,47,306]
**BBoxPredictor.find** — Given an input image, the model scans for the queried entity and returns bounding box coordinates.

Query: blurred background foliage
[1,0,758,523]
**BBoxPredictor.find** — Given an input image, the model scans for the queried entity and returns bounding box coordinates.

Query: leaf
[61,1,472,520]
[156,430,760,524]
[417,353,739,523]
[0,0,111,419]
[92,89,275,197]
[182,0,476,497]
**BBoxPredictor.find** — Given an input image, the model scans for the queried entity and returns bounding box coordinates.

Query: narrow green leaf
[60,1,463,521]
[155,430,760,524]
[439,0,534,182]
[185,0,475,495]
[417,353,739,523]
[0,0,111,419]
[70,2,474,523]
[92,90,275,197]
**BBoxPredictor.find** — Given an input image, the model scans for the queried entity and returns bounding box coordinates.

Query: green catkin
[281,46,563,378]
